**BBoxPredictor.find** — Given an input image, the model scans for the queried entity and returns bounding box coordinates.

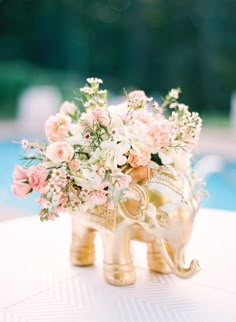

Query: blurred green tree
[0,0,235,117]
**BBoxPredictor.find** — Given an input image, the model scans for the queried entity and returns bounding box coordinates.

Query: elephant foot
[103,262,136,286]
[147,251,172,274]
[70,245,95,266]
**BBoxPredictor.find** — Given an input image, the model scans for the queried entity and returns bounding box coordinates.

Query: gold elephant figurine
[70,163,200,286]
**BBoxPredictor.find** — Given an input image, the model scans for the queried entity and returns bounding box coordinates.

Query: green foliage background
[0,0,235,119]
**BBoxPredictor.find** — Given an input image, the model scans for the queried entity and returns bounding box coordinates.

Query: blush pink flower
[45,113,71,142]
[132,109,153,125]
[46,211,56,221]
[36,196,48,206]
[46,142,74,164]
[111,170,131,190]
[28,165,48,193]
[81,108,110,127]
[80,111,96,127]
[92,108,110,126]
[148,120,172,152]
[13,165,28,181]
[128,150,151,168]
[11,181,32,198]
[69,159,81,172]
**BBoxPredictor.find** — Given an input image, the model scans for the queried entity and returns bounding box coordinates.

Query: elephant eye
[156,211,169,227]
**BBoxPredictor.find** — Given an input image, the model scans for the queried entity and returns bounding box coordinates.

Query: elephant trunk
[159,239,200,279]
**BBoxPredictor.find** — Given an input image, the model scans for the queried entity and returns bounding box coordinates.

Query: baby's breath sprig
[79,77,107,110]
[160,87,181,111]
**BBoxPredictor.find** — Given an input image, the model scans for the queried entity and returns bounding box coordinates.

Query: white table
[0,208,236,322]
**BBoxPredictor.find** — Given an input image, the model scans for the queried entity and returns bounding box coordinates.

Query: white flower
[178,103,188,111]
[87,77,103,84]
[67,133,84,146]
[89,140,130,170]
[126,120,152,153]
[98,90,107,94]
[169,102,178,109]
[21,139,30,150]
[80,86,95,95]
[169,89,179,99]
[108,103,128,127]
[159,147,192,173]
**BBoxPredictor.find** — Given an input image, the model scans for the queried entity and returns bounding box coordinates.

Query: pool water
[0,142,236,215]
[202,162,236,211]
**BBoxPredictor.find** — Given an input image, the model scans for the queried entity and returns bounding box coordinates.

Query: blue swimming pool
[0,142,235,214]
[202,161,236,211]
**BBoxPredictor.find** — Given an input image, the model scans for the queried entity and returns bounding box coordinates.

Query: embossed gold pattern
[89,204,117,230]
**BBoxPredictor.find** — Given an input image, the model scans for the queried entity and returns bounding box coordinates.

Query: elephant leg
[70,223,96,267]
[147,241,172,274]
[102,227,135,286]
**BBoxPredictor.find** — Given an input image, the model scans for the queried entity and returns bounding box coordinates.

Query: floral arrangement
[12,77,202,221]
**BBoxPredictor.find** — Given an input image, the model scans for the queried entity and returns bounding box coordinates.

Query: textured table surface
[0,208,236,322]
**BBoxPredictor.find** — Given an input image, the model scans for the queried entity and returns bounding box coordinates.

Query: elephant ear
[120,183,148,222]
[150,165,185,199]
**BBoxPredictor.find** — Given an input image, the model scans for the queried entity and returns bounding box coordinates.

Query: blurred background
[0,0,235,220]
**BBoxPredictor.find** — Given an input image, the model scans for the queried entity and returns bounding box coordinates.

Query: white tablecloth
[0,208,236,322]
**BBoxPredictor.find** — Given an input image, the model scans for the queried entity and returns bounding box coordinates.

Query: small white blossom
[87,77,103,84]
[169,89,180,99]
[80,86,95,95]
[170,102,178,109]
[178,103,189,111]
[98,90,107,95]
[21,139,30,150]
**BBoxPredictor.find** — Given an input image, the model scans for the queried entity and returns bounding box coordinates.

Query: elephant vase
[70,163,200,286]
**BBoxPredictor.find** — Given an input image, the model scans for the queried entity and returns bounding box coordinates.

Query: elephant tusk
[158,239,201,279]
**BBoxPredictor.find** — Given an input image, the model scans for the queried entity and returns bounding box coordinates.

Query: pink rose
[46,141,74,164]
[45,113,71,142]
[128,150,151,168]
[28,165,48,193]
[11,181,32,198]
[13,165,28,181]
